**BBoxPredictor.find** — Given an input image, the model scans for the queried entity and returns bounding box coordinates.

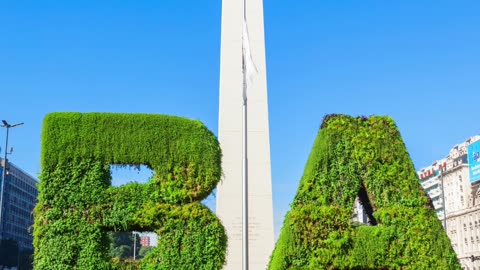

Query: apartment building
[418,136,480,269]
[0,158,38,251]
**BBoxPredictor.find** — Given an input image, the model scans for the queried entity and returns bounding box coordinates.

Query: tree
[138,246,154,259]
[109,232,140,259]
[110,245,132,259]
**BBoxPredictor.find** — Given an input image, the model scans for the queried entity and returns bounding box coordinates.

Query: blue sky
[1,1,479,238]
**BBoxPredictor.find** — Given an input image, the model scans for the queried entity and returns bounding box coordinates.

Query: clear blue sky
[1,1,479,238]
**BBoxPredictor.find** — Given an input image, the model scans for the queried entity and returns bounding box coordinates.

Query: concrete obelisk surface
[216,0,274,269]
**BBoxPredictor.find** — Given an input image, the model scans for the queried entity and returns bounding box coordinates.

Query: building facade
[138,232,157,247]
[0,158,38,252]
[352,197,369,224]
[418,157,448,223]
[139,236,150,247]
[418,136,480,269]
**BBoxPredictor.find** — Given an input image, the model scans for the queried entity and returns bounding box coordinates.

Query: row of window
[6,203,34,219]
[4,223,31,236]
[7,194,33,209]
[450,220,480,234]
[2,231,32,243]
[5,173,37,195]
[463,235,480,245]
[6,184,37,205]
[462,266,480,270]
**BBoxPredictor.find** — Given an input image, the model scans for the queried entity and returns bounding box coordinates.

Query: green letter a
[269,115,460,270]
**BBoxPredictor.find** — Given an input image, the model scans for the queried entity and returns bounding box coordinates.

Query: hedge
[268,114,460,270]
[34,112,227,269]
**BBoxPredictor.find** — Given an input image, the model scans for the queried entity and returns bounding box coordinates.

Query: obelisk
[216,0,274,269]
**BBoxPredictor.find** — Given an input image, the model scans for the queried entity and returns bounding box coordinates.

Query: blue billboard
[468,140,480,183]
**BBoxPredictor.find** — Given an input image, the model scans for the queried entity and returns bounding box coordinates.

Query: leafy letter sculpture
[34,113,226,269]
[269,115,460,270]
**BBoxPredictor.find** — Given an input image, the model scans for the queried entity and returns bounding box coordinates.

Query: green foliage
[138,246,154,259]
[108,232,138,260]
[110,245,132,260]
[136,203,227,270]
[269,114,460,270]
[34,112,226,269]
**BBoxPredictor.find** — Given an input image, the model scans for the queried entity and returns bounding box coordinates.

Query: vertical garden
[269,114,460,270]
[34,112,460,269]
[33,112,227,269]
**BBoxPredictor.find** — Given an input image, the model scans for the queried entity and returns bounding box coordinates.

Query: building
[418,136,480,269]
[0,158,38,252]
[216,0,275,269]
[418,157,448,223]
[139,235,150,247]
[138,232,157,247]
[352,197,369,224]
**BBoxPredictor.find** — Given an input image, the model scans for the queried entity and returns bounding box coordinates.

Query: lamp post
[133,231,137,260]
[471,255,480,269]
[0,120,24,238]
[440,167,447,230]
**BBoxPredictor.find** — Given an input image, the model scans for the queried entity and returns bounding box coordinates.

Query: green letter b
[34,112,226,269]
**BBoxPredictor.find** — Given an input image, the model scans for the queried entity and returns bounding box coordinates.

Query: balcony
[433,200,444,210]
[422,177,439,190]
[428,188,442,199]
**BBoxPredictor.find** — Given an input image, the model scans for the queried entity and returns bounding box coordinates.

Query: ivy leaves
[34,113,226,269]
[269,115,460,270]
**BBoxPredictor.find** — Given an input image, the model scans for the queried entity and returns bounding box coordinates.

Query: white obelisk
[216,0,274,269]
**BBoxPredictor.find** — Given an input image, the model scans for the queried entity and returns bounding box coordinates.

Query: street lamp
[132,231,140,260]
[0,120,24,238]
[440,167,447,230]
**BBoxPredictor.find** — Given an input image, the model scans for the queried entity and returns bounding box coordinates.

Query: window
[459,175,462,182]
[460,185,463,192]
[464,224,467,231]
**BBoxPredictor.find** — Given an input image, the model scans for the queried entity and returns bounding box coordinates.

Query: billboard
[468,140,480,183]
